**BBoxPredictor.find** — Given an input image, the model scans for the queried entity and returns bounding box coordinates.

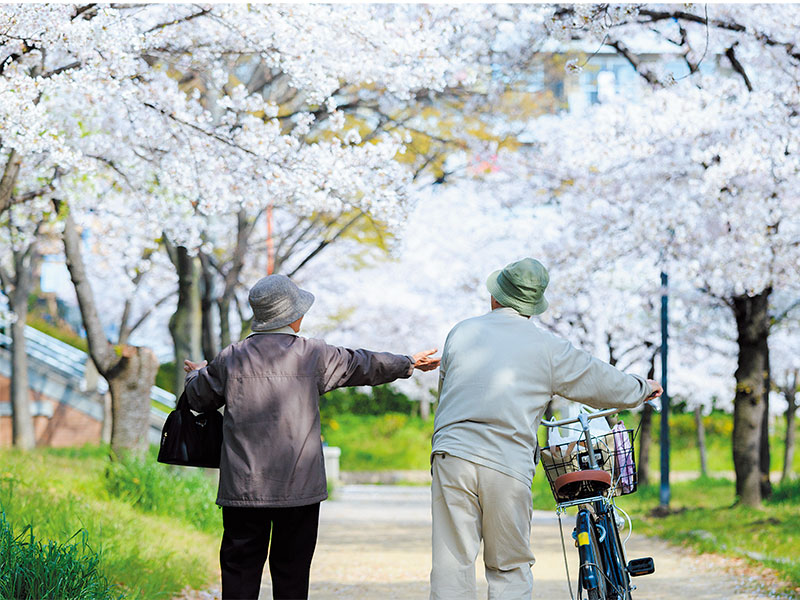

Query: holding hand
[184,359,208,373]
[412,349,440,372]
[645,379,663,400]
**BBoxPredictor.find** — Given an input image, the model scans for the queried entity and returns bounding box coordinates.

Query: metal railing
[0,324,176,422]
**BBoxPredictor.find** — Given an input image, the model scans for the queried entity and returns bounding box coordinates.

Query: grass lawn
[0,445,220,599]
[321,412,434,471]
[620,478,800,596]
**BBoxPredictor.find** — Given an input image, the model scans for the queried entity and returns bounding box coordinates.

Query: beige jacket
[432,307,651,486]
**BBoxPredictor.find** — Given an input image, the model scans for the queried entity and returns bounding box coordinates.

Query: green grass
[617,477,800,595]
[321,413,434,471]
[637,410,800,475]
[25,315,88,353]
[0,445,220,599]
[532,458,800,595]
[104,447,221,535]
[323,407,800,476]
[155,362,176,394]
[0,512,120,600]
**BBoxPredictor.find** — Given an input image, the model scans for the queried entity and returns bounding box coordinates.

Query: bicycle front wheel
[601,509,633,600]
[576,509,607,600]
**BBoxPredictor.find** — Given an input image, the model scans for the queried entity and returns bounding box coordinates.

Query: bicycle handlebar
[540,400,659,428]
[540,407,620,428]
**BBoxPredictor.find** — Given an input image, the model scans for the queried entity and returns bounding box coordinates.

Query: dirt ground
[251,484,788,600]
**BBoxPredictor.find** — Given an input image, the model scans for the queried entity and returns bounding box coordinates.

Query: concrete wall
[0,345,104,447]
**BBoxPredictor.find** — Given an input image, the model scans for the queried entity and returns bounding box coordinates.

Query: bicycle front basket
[541,429,637,502]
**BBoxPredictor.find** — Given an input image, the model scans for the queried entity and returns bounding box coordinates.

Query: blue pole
[660,271,670,507]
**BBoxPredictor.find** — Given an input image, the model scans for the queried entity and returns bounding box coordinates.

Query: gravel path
[255,484,783,600]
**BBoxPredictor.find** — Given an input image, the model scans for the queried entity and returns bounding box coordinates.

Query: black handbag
[156,391,223,468]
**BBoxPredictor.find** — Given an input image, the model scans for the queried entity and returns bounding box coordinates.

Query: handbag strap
[175,391,189,411]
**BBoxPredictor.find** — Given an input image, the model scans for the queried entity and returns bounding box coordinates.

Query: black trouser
[220,503,320,600]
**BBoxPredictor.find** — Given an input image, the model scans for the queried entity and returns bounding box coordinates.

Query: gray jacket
[184,332,414,507]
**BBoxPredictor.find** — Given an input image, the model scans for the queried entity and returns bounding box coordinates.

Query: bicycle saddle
[554,469,611,501]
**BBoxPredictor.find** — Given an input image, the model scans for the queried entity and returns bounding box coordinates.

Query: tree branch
[124,290,176,339]
[725,44,753,92]
[11,184,54,205]
[606,38,661,86]
[40,61,82,79]
[162,232,178,266]
[143,102,260,158]
[72,4,97,20]
[637,8,800,62]
[55,199,116,375]
[0,149,22,217]
[772,297,800,326]
[287,212,364,277]
[88,154,135,189]
[144,8,211,34]
[222,210,252,295]
[636,9,745,33]
[273,214,324,269]
[0,263,12,296]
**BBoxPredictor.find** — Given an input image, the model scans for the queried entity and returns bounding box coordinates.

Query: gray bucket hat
[486,258,549,316]
[249,274,315,332]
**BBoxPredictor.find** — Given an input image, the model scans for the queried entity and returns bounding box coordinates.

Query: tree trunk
[107,346,159,456]
[216,210,253,351]
[731,289,771,507]
[7,241,39,449]
[637,349,657,486]
[199,253,218,361]
[781,370,797,483]
[168,245,203,397]
[1,151,34,449]
[694,406,708,478]
[218,295,232,349]
[759,349,772,499]
[604,335,621,428]
[638,402,654,486]
[9,299,35,449]
[420,398,430,420]
[101,392,112,444]
[0,149,22,217]
[60,202,157,458]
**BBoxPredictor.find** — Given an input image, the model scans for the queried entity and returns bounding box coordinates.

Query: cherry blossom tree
[521,67,800,506]
[2,4,564,452]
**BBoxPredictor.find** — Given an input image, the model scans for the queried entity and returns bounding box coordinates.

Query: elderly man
[430,258,662,600]
[183,274,439,600]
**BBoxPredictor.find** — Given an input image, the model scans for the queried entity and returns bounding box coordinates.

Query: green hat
[486,258,549,316]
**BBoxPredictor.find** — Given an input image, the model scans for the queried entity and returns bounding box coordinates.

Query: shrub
[320,384,414,417]
[0,511,121,600]
[769,478,800,505]
[104,451,221,534]
[155,361,176,394]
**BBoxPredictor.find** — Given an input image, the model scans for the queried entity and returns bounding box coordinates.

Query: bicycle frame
[542,407,647,600]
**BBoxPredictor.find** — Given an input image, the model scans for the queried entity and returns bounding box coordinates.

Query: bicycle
[541,406,655,600]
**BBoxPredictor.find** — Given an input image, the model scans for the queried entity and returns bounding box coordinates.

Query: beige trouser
[430,453,536,600]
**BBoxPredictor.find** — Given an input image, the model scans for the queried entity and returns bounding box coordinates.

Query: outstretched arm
[318,344,439,394]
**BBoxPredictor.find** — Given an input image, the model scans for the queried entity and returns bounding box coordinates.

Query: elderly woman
[183,274,439,600]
